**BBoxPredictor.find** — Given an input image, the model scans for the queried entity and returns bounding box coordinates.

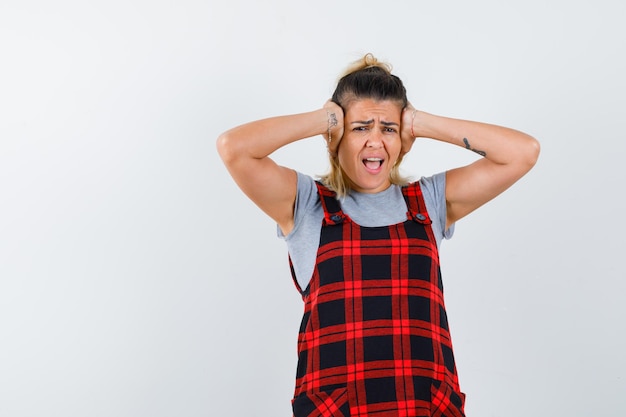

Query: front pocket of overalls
[430,380,466,417]
[292,387,350,417]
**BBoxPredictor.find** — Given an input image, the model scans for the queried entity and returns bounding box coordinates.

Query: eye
[353,126,368,131]
[384,127,397,133]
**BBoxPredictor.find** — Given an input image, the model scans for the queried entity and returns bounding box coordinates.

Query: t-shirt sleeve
[419,172,455,241]
[276,171,318,239]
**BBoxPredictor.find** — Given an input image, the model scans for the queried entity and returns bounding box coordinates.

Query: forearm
[217,109,328,163]
[412,111,539,166]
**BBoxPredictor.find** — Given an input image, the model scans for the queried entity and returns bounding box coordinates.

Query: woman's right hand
[323,100,344,156]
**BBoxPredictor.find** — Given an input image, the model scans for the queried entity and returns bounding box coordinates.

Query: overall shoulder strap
[315,181,346,225]
[401,181,432,225]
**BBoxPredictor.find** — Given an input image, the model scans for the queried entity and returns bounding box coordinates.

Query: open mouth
[363,157,384,170]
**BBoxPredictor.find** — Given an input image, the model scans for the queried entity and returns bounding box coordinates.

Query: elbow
[525,135,541,168]
[505,134,540,174]
[216,131,239,165]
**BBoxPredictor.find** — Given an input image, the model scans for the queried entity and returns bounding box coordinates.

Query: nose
[366,130,384,148]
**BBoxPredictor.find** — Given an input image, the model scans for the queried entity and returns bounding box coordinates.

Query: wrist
[326,109,338,143]
[411,110,437,138]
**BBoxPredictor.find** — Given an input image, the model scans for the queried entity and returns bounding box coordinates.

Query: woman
[217,53,539,417]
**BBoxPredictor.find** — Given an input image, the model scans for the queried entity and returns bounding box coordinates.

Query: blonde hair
[320,53,410,197]
[340,53,393,78]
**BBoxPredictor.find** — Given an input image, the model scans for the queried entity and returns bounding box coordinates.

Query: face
[337,98,403,193]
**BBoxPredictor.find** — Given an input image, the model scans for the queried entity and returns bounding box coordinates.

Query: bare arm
[216,103,343,235]
[402,107,540,229]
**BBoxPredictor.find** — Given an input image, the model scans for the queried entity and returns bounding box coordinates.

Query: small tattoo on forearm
[463,137,486,156]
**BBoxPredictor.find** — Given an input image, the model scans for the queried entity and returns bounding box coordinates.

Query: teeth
[363,157,384,170]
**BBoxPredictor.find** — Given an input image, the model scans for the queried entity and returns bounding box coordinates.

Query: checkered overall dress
[291,181,466,417]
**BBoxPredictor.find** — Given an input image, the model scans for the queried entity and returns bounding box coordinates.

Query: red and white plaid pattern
[291,182,465,417]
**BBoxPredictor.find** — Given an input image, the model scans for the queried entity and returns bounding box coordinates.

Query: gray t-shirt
[278,171,454,291]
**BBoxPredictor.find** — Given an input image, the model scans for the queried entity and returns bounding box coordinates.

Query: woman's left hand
[400,103,418,156]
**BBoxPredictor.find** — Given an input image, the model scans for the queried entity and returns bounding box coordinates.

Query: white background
[1,1,625,416]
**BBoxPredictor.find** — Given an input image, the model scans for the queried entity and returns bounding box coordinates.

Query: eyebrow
[351,119,399,127]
